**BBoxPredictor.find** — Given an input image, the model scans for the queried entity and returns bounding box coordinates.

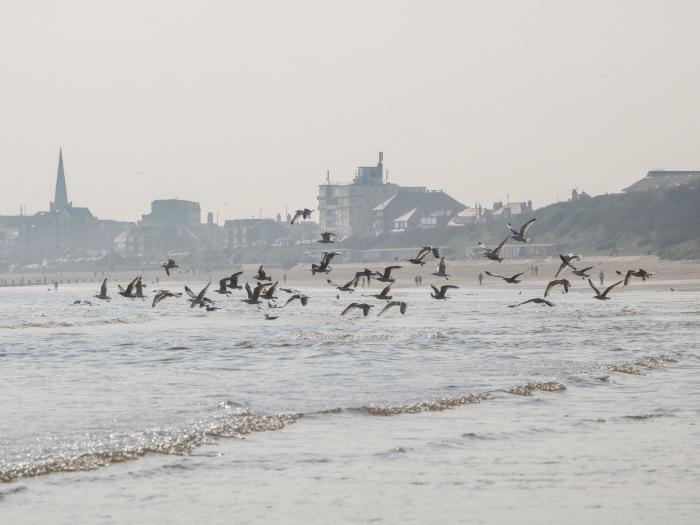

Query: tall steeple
[51,148,70,212]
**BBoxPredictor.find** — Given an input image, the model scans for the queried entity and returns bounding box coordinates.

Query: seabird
[118,277,139,298]
[161,259,178,276]
[617,268,656,285]
[544,279,571,297]
[241,282,273,305]
[134,277,146,299]
[508,298,554,308]
[484,270,525,284]
[354,268,374,286]
[254,265,272,281]
[373,265,402,283]
[265,314,279,320]
[205,304,221,312]
[430,284,458,300]
[94,279,111,301]
[367,282,393,300]
[311,252,339,275]
[327,277,358,293]
[478,237,509,263]
[570,264,600,278]
[508,218,536,243]
[227,271,244,290]
[401,246,440,266]
[555,253,582,277]
[377,301,408,316]
[588,278,623,300]
[317,232,336,243]
[431,257,450,279]
[341,302,374,317]
[261,281,279,300]
[152,290,182,307]
[185,282,211,308]
[291,208,314,224]
[283,294,309,307]
[214,278,231,295]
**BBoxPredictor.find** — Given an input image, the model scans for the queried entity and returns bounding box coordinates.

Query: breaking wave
[0,315,152,331]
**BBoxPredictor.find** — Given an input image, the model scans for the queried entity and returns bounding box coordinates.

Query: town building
[317,152,464,239]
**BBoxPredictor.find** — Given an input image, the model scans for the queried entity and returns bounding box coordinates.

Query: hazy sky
[1,1,699,222]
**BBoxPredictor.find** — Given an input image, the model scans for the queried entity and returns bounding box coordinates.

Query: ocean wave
[0,315,152,331]
[505,381,567,396]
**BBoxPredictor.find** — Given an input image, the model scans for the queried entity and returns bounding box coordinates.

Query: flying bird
[317,232,336,244]
[431,257,450,279]
[327,277,358,293]
[430,284,458,300]
[242,282,273,305]
[341,303,374,317]
[402,246,440,265]
[544,279,571,297]
[185,282,211,308]
[617,268,656,285]
[215,278,231,295]
[570,264,600,278]
[508,218,536,243]
[367,282,393,300]
[373,265,402,283]
[152,290,182,308]
[478,238,509,263]
[118,277,139,298]
[227,271,244,290]
[283,294,309,307]
[354,268,374,286]
[555,253,582,277]
[508,298,554,308]
[484,270,525,284]
[254,265,272,281]
[588,279,623,300]
[94,279,110,301]
[134,277,146,299]
[311,252,339,275]
[377,301,408,316]
[291,208,314,224]
[161,259,178,276]
[261,281,279,300]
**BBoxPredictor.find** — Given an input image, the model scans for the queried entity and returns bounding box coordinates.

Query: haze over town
[2,0,700,222]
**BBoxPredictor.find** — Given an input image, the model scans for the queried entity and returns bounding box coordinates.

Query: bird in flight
[327,277,358,293]
[544,279,571,297]
[508,298,554,308]
[431,257,450,279]
[254,265,272,282]
[311,252,339,275]
[227,271,244,290]
[555,253,582,277]
[478,238,509,263]
[484,270,525,284]
[242,282,273,305]
[317,232,336,244]
[291,208,314,224]
[617,268,656,285]
[94,279,111,301]
[588,279,623,300]
[430,284,458,300]
[401,246,440,266]
[161,259,178,276]
[152,289,182,308]
[570,264,600,278]
[185,282,212,308]
[373,265,402,283]
[118,277,139,298]
[341,303,374,317]
[507,218,536,243]
[377,301,408,316]
[366,282,393,301]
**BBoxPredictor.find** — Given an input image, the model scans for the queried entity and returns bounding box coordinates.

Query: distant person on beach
[478,272,483,286]
[283,273,287,284]
[534,265,539,276]
[54,281,58,291]
[599,270,604,287]
[414,276,419,286]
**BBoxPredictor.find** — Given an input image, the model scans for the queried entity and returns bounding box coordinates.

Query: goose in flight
[227,271,244,290]
[555,253,582,277]
[327,277,357,293]
[152,289,182,307]
[311,252,338,275]
[317,232,336,244]
[377,301,408,316]
[161,259,178,276]
[254,265,272,281]
[588,278,623,300]
[291,208,314,224]
[373,265,402,283]
[118,277,139,298]
[478,237,509,263]
[94,279,111,301]
[341,302,374,317]
[430,284,458,300]
[401,246,440,266]
[431,257,450,279]
[617,268,656,285]
[508,218,536,243]
[215,278,231,295]
[484,270,525,284]
[242,282,273,305]
[508,297,554,308]
[185,282,211,308]
[283,293,309,307]
[544,279,571,297]
[367,282,393,300]
[571,263,600,278]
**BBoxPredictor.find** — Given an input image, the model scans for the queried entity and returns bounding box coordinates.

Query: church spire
[51,148,70,212]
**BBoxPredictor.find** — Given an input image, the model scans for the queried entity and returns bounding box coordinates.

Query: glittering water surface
[1,282,699,524]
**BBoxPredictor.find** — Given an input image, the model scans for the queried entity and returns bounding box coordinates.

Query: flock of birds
[77,210,656,316]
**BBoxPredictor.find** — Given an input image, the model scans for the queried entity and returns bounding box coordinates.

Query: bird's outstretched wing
[493,237,509,255]
[601,280,623,298]
[341,303,359,316]
[440,285,458,295]
[519,218,536,236]
[485,270,505,280]
[415,246,432,262]
[184,285,197,298]
[587,278,601,296]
